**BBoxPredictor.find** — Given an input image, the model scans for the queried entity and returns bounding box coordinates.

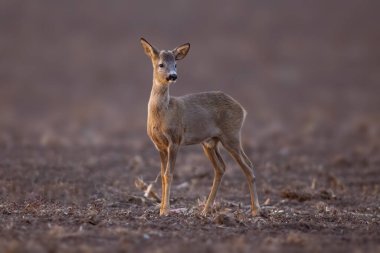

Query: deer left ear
[173,43,190,60]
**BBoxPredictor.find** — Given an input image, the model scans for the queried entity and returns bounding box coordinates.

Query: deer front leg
[159,150,168,210]
[160,144,178,216]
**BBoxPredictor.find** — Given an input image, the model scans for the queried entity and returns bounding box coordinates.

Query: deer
[140,38,261,216]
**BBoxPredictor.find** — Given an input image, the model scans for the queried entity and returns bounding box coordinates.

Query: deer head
[140,38,190,85]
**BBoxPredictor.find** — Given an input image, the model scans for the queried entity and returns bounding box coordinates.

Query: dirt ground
[0,1,379,252]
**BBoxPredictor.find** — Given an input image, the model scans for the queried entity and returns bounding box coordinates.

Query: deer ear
[140,38,159,59]
[173,43,190,60]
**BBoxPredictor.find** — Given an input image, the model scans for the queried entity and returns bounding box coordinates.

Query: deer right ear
[140,38,159,59]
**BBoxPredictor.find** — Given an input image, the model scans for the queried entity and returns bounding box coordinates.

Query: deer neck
[148,79,170,115]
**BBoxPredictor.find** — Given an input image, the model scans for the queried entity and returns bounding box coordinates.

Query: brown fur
[140,38,260,216]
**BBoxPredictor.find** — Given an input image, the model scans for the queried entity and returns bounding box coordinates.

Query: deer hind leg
[241,150,253,169]
[221,136,261,216]
[201,138,226,216]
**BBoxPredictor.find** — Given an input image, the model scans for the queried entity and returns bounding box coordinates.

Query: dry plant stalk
[134,178,161,203]
[311,177,317,190]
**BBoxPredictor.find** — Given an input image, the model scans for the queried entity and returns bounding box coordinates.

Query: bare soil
[0,1,379,252]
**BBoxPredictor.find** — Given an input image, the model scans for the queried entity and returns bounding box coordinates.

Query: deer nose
[168,74,177,81]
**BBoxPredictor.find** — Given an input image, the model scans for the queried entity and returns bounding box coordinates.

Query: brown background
[0,1,379,252]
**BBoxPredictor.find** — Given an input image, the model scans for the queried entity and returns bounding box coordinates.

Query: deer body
[149,90,244,147]
[141,38,260,216]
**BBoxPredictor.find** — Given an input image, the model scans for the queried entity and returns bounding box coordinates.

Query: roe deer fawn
[140,38,260,216]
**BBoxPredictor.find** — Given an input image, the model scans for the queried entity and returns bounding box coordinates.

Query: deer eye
[175,64,177,68]
[158,63,164,68]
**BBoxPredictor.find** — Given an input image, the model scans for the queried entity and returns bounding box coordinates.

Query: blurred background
[0,2,379,252]
[0,0,379,146]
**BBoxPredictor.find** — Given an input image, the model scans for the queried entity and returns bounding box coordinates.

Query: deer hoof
[159,208,170,216]
[252,207,261,217]
[200,208,210,217]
